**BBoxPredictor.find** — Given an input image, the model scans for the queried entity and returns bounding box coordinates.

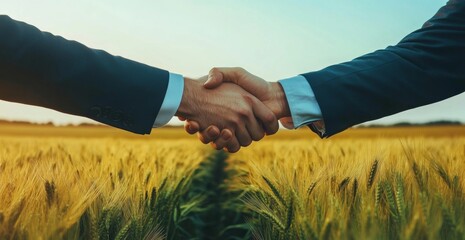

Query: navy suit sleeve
[0,15,169,134]
[302,0,465,137]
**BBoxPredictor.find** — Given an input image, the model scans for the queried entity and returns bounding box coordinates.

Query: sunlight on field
[228,138,465,239]
[0,123,464,239]
[0,129,210,239]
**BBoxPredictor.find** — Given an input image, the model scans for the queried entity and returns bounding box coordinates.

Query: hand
[175,77,279,152]
[183,68,291,151]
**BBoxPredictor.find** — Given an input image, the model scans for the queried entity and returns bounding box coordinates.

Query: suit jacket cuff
[153,72,184,127]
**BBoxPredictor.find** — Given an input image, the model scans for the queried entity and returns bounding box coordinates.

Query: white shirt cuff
[153,72,184,128]
[278,75,323,129]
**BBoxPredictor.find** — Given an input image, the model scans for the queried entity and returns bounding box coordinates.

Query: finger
[178,116,186,121]
[235,125,253,147]
[204,67,244,89]
[205,68,270,101]
[225,136,241,153]
[184,120,200,135]
[252,99,279,135]
[197,126,220,144]
[246,115,265,141]
[215,130,241,153]
[204,68,225,89]
[211,129,234,150]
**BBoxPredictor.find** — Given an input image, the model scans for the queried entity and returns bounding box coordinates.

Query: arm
[304,0,465,137]
[0,16,278,142]
[0,15,168,134]
[186,0,465,142]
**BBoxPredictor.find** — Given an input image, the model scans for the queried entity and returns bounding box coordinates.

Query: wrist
[175,77,201,118]
[270,82,291,119]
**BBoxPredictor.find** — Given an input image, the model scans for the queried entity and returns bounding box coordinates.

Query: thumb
[204,69,225,89]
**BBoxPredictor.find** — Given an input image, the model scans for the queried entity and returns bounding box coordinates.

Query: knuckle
[236,105,252,118]
[228,118,240,129]
[238,109,250,118]
[264,113,276,124]
[232,67,246,79]
[242,94,254,105]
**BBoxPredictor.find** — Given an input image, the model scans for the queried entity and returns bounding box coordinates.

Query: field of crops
[0,123,464,239]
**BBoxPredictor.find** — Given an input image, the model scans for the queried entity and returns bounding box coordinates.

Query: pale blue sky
[2,0,460,126]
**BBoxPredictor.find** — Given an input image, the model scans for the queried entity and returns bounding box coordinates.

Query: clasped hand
[175,68,291,153]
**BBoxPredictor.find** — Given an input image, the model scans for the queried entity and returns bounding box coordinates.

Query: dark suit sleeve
[0,15,170,134]
[301,0,465,137]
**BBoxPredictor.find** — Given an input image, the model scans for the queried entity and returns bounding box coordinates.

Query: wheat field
[228,138,465,239]
[0,123,464,239]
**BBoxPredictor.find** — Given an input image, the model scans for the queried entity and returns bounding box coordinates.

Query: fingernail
[221,131,231,141]
[208,127,218,137]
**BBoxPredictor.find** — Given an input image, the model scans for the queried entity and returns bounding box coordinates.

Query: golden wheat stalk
[367,159,379,190]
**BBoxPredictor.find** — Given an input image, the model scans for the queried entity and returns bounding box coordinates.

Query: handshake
[175,67,292,153]
[3,2,462,153]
